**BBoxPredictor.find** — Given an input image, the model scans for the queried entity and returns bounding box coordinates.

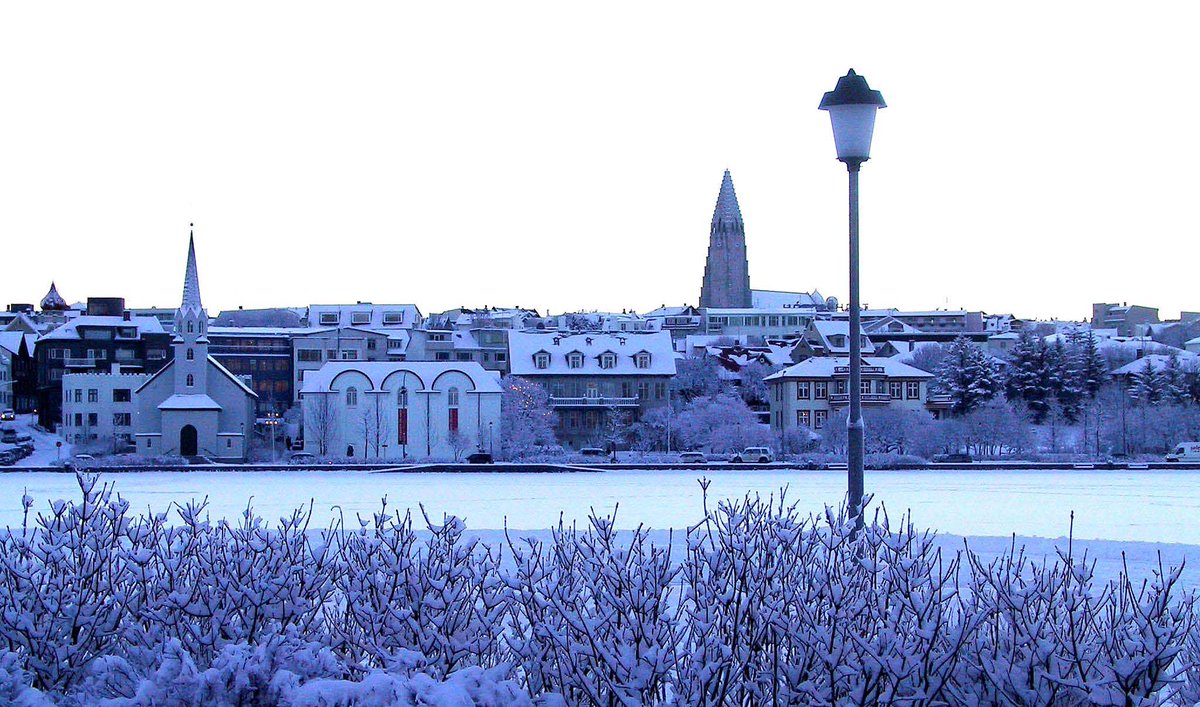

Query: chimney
[123,311,131,321]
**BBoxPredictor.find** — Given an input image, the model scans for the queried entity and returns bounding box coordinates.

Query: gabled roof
[808,320,876,355]
[134,356,259,398]
[509,331,676,376]
[766,356,933,381]
[1111,353,1199,376]
[38,315,166,341]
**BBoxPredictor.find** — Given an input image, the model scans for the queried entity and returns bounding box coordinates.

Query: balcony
[64,357,99,368]
[550,396,641,408]
[832,365,885,376]
[828,392,894,405]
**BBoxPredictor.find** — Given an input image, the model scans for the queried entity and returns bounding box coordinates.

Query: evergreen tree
[1079,331,1108,396]
[1130,358,1163,406]
[1056,334,1086,422]
[1162,353,1191,405]
[935,337,1002,415]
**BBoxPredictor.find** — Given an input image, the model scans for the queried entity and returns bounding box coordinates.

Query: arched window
[186,348,194,361]
[186,374,194,387]
[447,387,460,433]
[346,387,358,407]
[397,387,408,408]
[187,322,194,333]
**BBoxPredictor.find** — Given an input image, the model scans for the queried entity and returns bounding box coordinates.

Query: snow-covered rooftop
[750,289,827,310]
[39,315,166,340]
[299,361,502,394]
[307,304,421,329]
[509,331,677,376]
[766,356,933,381]
[1110,353,1199,376]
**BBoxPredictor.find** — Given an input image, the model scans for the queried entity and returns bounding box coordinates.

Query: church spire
[710,169,744,233]
[181,224,203,315]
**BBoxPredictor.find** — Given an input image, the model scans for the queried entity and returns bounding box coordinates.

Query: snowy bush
[1,473,1199,705]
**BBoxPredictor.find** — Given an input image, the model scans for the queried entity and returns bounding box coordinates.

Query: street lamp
[819,69,886,526]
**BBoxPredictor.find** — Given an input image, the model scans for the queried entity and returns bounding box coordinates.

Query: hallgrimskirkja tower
[699,170,752,308]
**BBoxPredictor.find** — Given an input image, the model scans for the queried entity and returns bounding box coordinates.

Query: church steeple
[173,225,209,395]
[699,170,752,308]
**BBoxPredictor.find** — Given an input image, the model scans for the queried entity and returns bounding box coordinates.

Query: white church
[134,234,257,460]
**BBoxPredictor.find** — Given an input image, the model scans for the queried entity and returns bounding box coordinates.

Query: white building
[61,365,149,448]
[765,356,939,434]
[134,235,258,461]
[300,361,501,460]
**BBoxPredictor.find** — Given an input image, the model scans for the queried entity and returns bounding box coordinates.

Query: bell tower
[173,225,209,395]
[699,170,752,308]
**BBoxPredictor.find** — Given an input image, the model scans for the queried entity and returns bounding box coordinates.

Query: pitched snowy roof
[766,356,932,381]
[1111,353,1199,376]
[299,361,502,394]
[158,394,222,411]
[307,303,421,329]
[0,332,28,356]
[809,320,876,354]
[207,326,308,337]
[508,331,677,376]
[750,289,826,309]
[39,315,166,340]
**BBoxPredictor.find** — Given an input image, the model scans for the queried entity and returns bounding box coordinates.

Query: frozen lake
[0,467,1197,542]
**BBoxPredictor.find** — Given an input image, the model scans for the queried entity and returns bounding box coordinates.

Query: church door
[180,425,198,456]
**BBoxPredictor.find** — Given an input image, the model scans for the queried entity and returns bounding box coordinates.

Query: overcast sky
[2,2,1197,321]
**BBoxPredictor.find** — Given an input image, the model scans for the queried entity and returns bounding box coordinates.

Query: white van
[1166,442,1200,462]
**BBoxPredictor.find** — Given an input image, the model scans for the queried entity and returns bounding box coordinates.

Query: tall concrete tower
[699,170,752,309]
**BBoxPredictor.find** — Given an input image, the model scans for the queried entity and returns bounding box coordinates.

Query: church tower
[173,227,209,395]
[699,170,752,309]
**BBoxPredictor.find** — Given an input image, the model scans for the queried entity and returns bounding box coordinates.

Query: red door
[397,409,408,445]
[448,408,459,433]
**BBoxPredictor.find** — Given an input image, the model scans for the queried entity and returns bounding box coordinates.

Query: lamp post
[819,69,886,526]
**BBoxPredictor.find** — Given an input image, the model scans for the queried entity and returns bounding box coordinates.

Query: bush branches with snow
[1,473,1199,705]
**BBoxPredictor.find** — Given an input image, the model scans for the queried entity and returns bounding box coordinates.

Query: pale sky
[2,2,1197,321]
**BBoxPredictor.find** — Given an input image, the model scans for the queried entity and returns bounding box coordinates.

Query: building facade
[765,356,936,435]
[208,327,295,415]
[508,331,677,448]
[299,361,501,460]
[60,365,149,449]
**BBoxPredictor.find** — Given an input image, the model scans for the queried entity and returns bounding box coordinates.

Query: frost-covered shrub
[0,473,1197,705]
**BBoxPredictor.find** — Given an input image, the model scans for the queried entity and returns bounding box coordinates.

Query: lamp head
[819,69,886,164]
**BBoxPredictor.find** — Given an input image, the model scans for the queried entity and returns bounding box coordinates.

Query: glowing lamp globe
[818,69,886,163]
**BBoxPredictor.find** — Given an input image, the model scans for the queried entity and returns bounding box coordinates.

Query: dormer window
[351,312,370,325]
[567,352,584,369]
[634,352,651,369]
[534,352,550,370]
[599,352,616,370]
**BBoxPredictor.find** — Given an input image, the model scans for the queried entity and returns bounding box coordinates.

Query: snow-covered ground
[0,413,71,466]
[3,467,1197,591]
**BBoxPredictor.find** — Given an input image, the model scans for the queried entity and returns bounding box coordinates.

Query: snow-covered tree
[737,360,775,407]
[673,392,766,453]
[499,377,559,460]
[671,356,728,404]
[935,337,1002,415]
[303,393,339,456]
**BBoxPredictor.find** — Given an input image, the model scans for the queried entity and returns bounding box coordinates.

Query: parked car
[466,451,494,464]
[932,453,973,463]
[0,410,14,421]
[289,451,316,463]
[731,447,774,463]
[679,451,707,464]
[579,447,607,457]
[73,454,95,462]
[0,427,16,444]
[1166,442,1200,462]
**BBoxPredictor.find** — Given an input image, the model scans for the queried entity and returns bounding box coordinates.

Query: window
[835,380,847,394]
[346,387,358,406]
[341,351,358,360]
[456,352,473,362]
[383,312,403,325]
[147,350,166,360]
[655,382,667,400]
[351,312,370,325]
[906,381,921,399]
[621,381,633,398]
[798,410,811,427]
[814,410,827,429]
[796,382,810,400]
[298,349,322,362]
[448,387,459,406]
[567,352,584,369]
[49,348,65,360]
[186,348,194,361]
[860,380,872,395]
[88,389,98,403]
[367,339,377,351]
[599,352,616,370]
[534,352,550,369]
[75,390,82,403]
[815,382,828,399]
[186,374,194,387]
[187,322,194,333]
[319,313,339,325]
[448,388,459,433]
[327,350,338,360]
[634,352,651,369]
[638,381,649,399]
[889,381,902,399]
[496,352,507,362]
[87,413,97,427]
[435,352,451,361]
[113,413,131,427]
[74,413,82,427]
